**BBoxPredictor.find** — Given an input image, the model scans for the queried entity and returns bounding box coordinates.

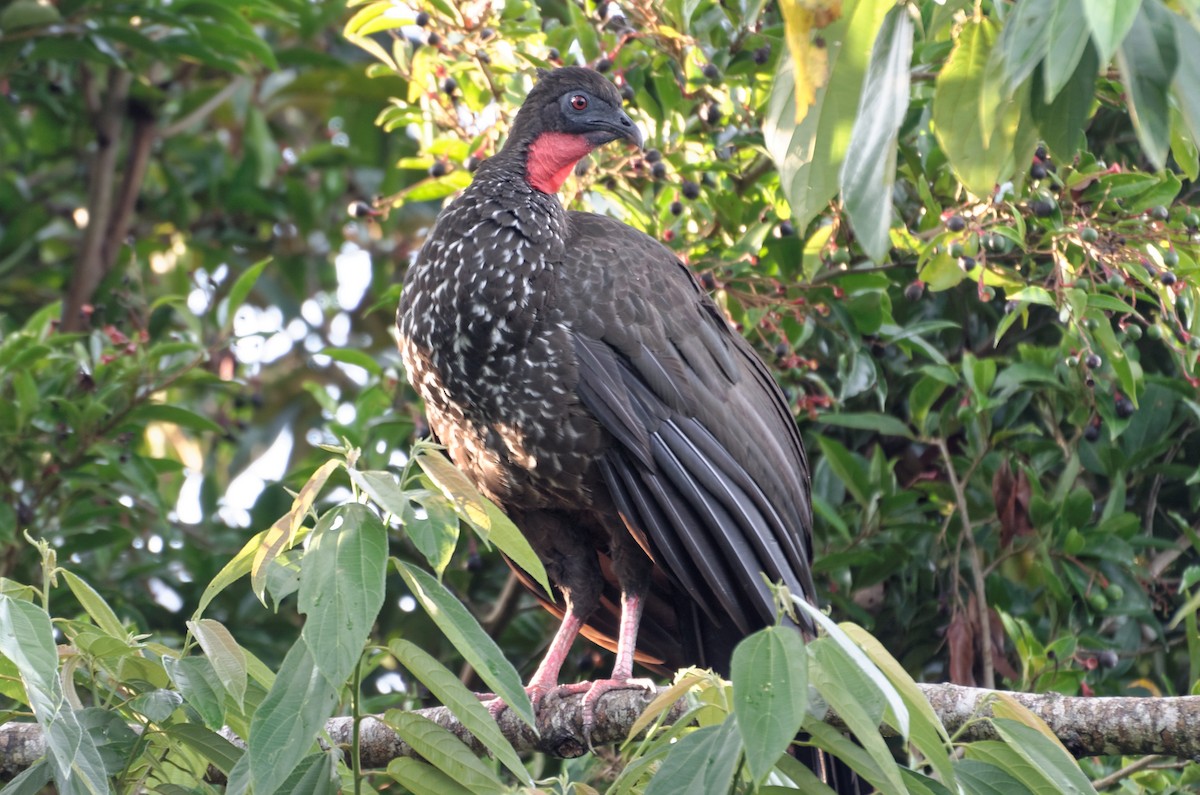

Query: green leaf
[415,448,551,595]
[164,724,243,776]
[964,739,1065,793]
[0,594,108,795]
[164,656,226,730]
[998,0,1056,92]
[127,689,183,723]
[1081,0,1142,64]
[249,637,339,795]
[58,570,125,639]
[383,711,507,794]
[1042,0,1093,101]
[839,5,912,261]
[187,618,248,709]
[299,504,388,688]
[818,412,914,439]
[933,18,1031,196]
[644,720,742,795]
[395,561,536,729]
[225,258,270,324]
[127,403,224,434]
[765,0,895,230]
[732,627,808,783]
[387,758,475,795]
[1031,40,1099,160]
[841,624,955,785]
[388,639,532,786]
[815,435,870,507]
[1174,21,1200,147]
[991,709,1096,792]
[1114,0,1178,171]
[955,757,1032,795]
[322,347,383,376]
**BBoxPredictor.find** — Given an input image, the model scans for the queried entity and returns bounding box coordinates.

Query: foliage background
[1,0,1200,791]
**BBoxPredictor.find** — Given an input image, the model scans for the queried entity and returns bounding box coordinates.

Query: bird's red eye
[570,94,588,111]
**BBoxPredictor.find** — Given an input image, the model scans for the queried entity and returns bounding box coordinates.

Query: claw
[578,677,657,748]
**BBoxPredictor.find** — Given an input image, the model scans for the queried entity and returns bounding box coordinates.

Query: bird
[397,66,854,790]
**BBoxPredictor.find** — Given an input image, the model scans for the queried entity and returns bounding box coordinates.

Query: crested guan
[398,66,854,789]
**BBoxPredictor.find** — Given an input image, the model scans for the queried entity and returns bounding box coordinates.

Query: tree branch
[4,683,1199,777]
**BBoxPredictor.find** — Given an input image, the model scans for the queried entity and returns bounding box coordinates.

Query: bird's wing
[562,211,816,638]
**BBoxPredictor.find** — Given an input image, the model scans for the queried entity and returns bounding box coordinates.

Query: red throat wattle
[527,132,595,194]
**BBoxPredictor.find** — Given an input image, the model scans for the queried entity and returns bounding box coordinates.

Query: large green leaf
[1042,0,1092,100]
[0,594,108,795]
[415,448,551,594]
[839,5,912,261]
[1170,10,1200,147]
[731,626,808,783]
[383,711,507,794]
[1114,0,1179,170]
[389,638,532,786]
[992,717,1097,793]
[248,637,339,795]
[764,0,894,231]
[643,720,742,795]
[932,18,1032,196]
[299,503,387,688]
[1081,0,1142,63]
[395,561,536,729]
[187,618,248,709]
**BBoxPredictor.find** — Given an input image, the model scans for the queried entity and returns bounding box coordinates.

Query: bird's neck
[524,132,593,194]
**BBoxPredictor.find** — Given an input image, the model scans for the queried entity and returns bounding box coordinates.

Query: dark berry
[1035,145,1047,160]
[699,272,716,291]
[415,10,430,26]
[681,180,700,200]
[1083,423,1100,442]
[441,77,457,95]
[620,83,634,101]
[1115,397,1135,419]
[466,552,483,572]
[703,63,720,81]
[1151,205,1169,221]
[904,281,925,301]
[464,155,480,172]
[1030,198,1056,217]
[480,27,495,39]
[946,214,966,232]
[427,31,441,46]
[1085,353,1101,369]
[429,160,447,177]
[1005,300,1019,314]
[573,159,590,177]
[1160,271,1177,286]
[1096,650,1119,668]
[1030,162,1047,179]
[700,102,722,125]
[778,220,795,237]
[645,148,662,163]
[774,342,789,359]
[548,47,560,62]
[651,162,667,179]
[753,45,771,65]
[347,201,374,218]
[596,57,612,72]
[669,200,683,216]
[959,255,976,270]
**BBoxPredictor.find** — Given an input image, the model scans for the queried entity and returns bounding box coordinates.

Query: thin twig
[1092,754,1163,790]
[937,438,994,689]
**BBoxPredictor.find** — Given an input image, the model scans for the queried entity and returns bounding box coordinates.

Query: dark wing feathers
[563,211,817,647]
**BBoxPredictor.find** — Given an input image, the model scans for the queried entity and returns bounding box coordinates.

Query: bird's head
[504,66,643,194]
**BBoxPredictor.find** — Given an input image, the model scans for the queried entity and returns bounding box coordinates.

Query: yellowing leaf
[780,0,843,123]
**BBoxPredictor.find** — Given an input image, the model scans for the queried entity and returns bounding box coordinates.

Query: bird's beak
[618,109,644,150]
[584,108,643,150]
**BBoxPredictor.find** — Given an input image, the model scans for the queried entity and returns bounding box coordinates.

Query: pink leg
[577,591,656,742]
[487,610,585,719]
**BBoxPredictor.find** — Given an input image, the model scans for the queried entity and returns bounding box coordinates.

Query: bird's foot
[575,677,658,748]
[482,682,556,722]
